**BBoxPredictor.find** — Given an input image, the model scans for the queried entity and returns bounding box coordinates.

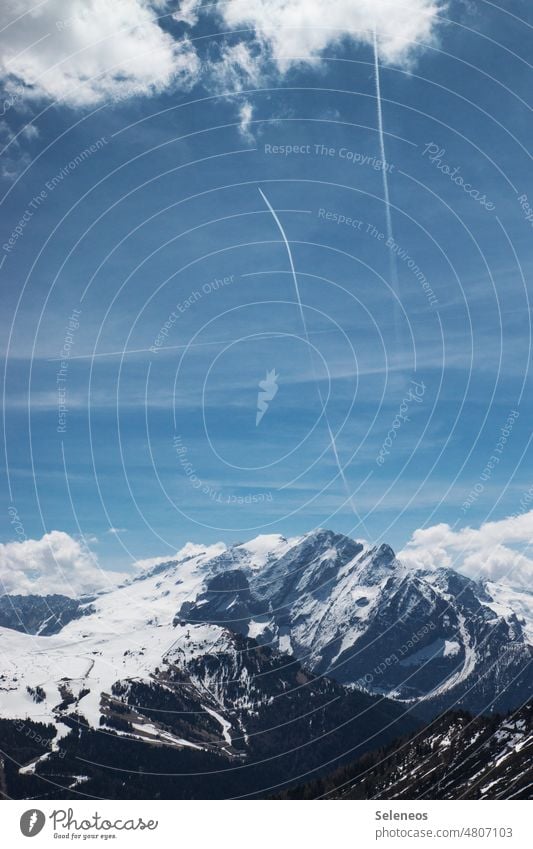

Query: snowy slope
[0,543,226,730]
[234,534,300,569]
[483,581,533,644]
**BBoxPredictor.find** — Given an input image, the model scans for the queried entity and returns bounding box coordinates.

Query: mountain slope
[277,701,533,800]
[0,536,417,798]
[0,624,416,799]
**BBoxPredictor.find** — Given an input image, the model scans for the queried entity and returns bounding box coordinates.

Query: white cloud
[0,117,36,178]
[208,41,263,93]
[218,0,444,71]
[399,511,533,587]
[1,149,31,180]
[204,41,261,143]
[0,0,444,117]
[0,121,32,180]
[237,99,254,141]
[21,122,39,139]
[0,531,130,597]
[0,0,199,108]
[172,0,200,28]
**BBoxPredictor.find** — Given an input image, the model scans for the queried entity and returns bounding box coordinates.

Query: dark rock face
[0,594,93,635]
[176,570,268,632]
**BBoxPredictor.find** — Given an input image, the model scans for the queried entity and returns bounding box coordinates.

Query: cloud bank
[217,0,444,71]
[0,531,129,597]
[0,0,198,107]
[0,0,444,110]
[2,511,530,599]
[399,510,533,588]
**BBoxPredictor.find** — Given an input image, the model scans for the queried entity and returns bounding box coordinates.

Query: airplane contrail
[258,187,367,528]
[372,27,402,343]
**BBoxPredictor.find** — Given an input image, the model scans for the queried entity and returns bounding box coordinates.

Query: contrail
[373,29,393,245]
[259,187,367,528]
[373,27,402,342]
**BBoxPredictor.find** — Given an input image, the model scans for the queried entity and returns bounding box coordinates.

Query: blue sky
[1,0,532,582]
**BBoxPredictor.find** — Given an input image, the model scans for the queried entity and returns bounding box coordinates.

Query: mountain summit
[0,529,531,798]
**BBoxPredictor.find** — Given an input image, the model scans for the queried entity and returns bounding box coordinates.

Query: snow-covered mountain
[0,537,416,798]
[177,530,533,716]
[0,528,531,798]
[1,530,531,727]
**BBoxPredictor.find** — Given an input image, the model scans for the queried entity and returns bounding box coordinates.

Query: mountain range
[0,529,531,799]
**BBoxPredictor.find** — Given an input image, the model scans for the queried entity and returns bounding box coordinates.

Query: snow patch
[203,705,232,744]
[236,534,297,569]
